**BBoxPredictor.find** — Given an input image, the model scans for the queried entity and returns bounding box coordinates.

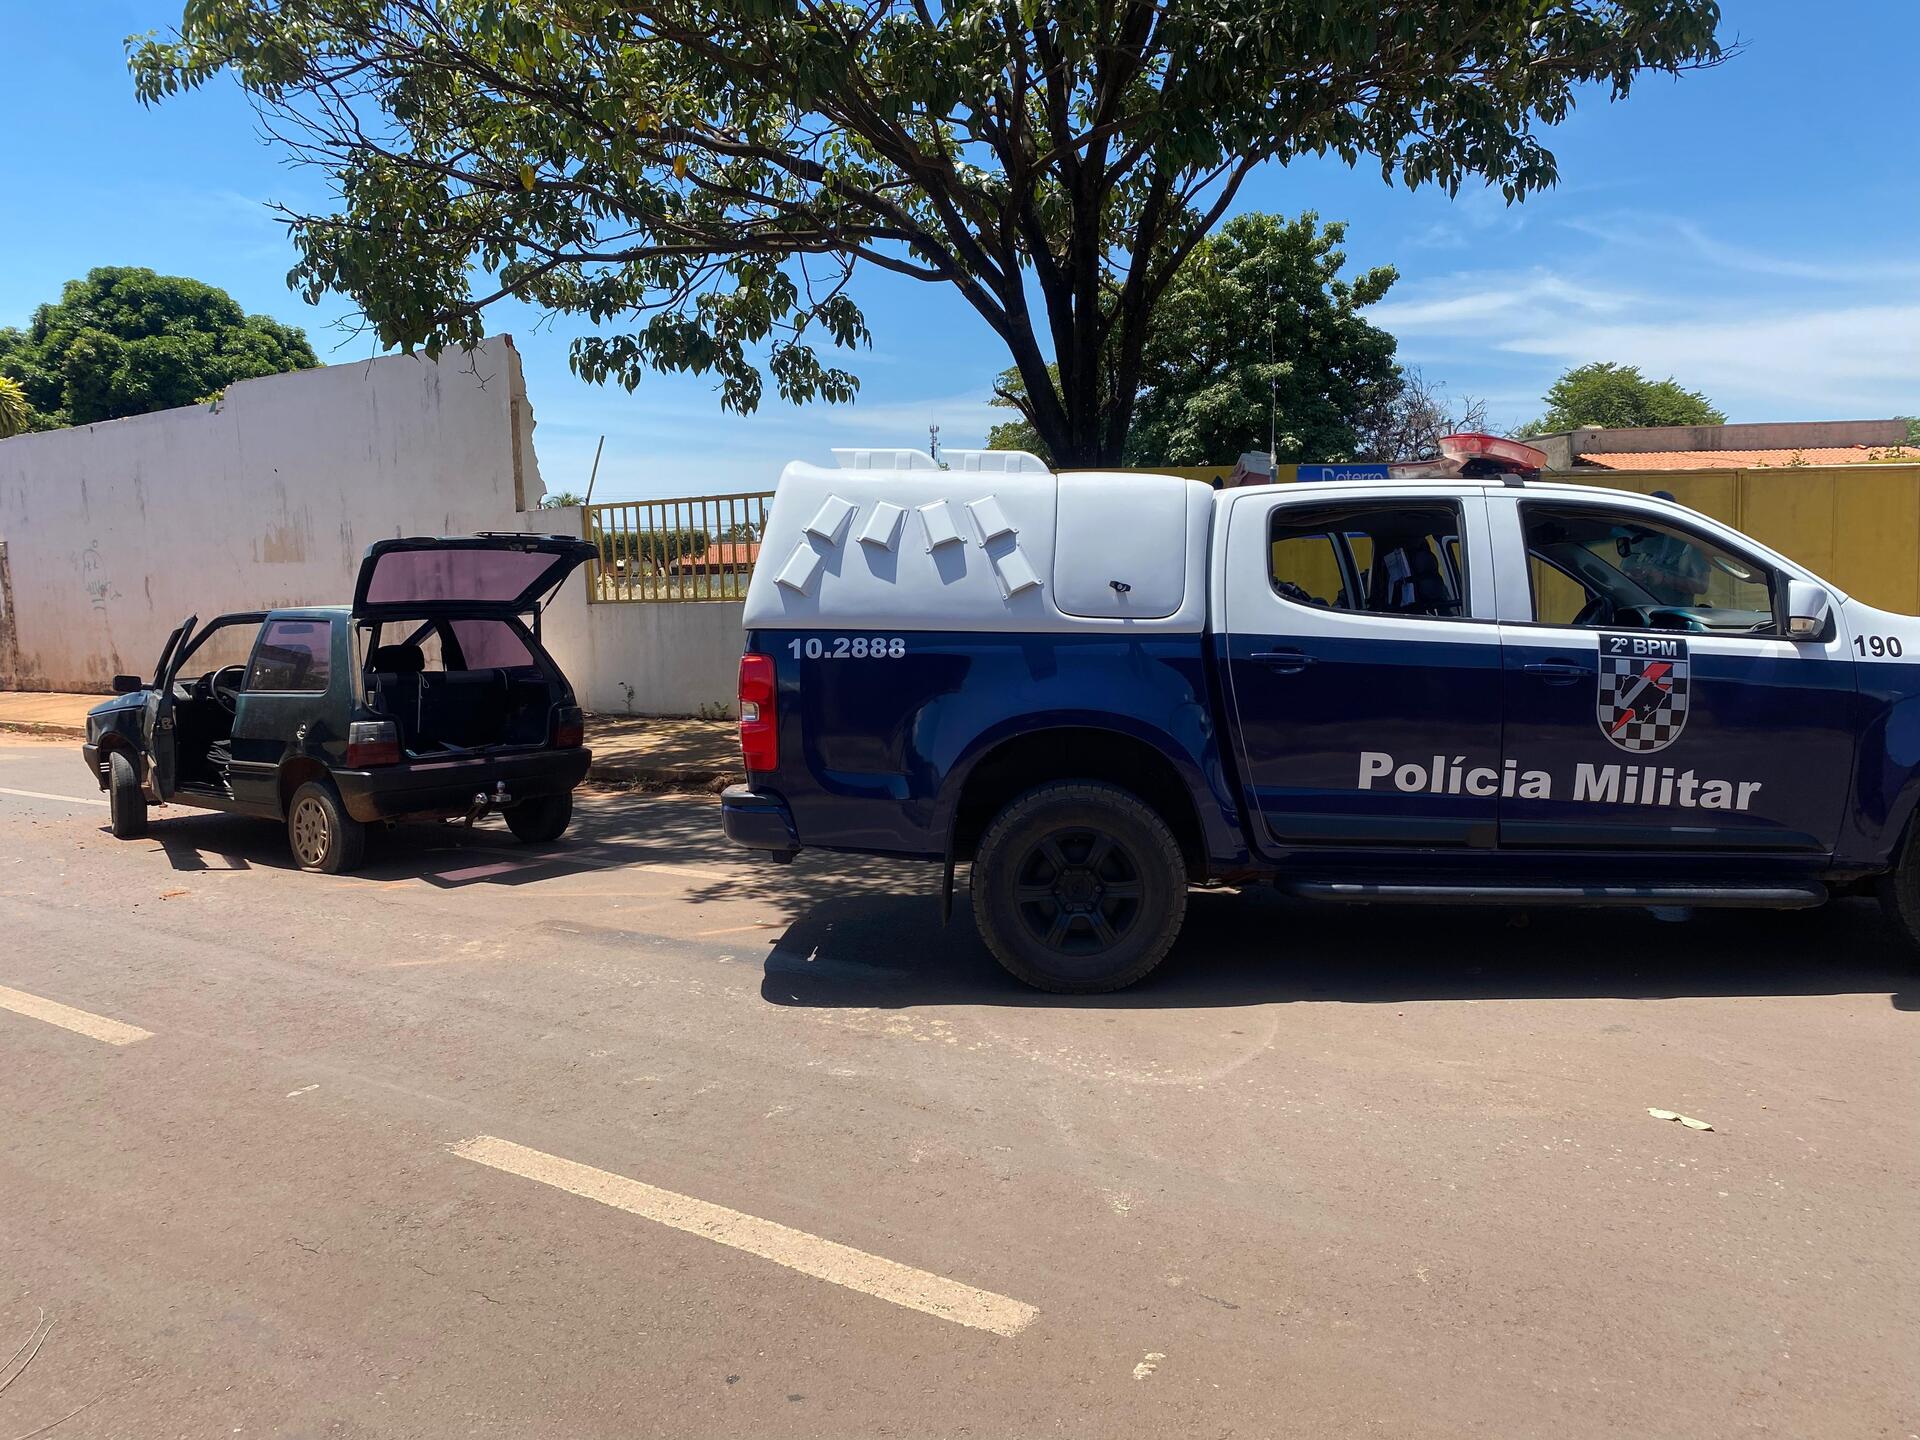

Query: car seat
[366,642,426,743]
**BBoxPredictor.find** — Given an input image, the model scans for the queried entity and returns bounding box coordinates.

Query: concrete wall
[515,507,742,717]
[0,337,546,692]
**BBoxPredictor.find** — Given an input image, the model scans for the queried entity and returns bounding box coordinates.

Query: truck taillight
[347,719,401,768]
[738,652,777,772]
[553,705,584,749]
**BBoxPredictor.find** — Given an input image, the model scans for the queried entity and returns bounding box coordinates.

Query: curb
[584,761,741,795]
[0,720,86,740]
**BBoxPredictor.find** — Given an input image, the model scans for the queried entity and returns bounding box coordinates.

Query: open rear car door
[142,613,196,802]
[352,535,596,620]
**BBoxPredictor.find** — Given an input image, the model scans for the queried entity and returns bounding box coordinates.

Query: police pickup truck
[721,450,1920,992]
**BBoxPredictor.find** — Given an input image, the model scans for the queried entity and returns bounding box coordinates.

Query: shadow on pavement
[760,884,1919,1011]
[117,793,1916,1012]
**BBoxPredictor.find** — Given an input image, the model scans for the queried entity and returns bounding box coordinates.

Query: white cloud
[1502,302,1920,415]
[1367,269,1635,331]
[1561,212,1920,287]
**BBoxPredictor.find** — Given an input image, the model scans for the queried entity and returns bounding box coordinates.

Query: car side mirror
[1784,579,1832,640]
[112,674,144,694]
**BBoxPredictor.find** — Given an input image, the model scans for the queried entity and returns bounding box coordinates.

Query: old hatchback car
[83,534,595,872]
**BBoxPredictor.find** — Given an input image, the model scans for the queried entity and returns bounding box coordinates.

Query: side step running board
[1286,882,1827,910]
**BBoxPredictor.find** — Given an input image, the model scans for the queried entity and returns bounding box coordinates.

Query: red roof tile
[1581,447,1920,471]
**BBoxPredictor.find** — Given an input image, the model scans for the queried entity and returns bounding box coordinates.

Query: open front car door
[142,613,196,802]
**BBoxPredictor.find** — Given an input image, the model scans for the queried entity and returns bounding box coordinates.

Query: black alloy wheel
[971,781,1187,993]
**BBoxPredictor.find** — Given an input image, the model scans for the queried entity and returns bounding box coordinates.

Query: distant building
[1524,420,1915,472]
[669,540,760,576]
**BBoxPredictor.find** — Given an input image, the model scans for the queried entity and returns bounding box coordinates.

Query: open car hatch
[352,534,595,620]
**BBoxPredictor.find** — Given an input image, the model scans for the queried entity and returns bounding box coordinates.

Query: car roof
[265,605,351,620]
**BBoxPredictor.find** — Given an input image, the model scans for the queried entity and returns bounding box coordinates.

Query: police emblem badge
[1597,633,1690,754]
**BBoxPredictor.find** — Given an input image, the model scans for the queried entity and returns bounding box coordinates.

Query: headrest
[368,643,425,674]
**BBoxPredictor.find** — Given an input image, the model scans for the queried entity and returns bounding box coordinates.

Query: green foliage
[131,1,1724,466]
[592,525,709,570]
[1126,214,1400,465]
[989,214,1401,465]
[542,490,587,508]
[0,267,317,431]
[1516,362,1727,436]
[0,375,28,439]
[1904,416,1920,447]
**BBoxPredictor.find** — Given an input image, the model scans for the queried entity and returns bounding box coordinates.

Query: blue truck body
[721,452,1920,987]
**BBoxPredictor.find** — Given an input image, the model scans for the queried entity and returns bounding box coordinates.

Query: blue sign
[1297,463,1392,482]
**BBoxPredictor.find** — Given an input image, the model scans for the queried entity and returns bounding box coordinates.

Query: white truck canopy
[743,457,1211,634]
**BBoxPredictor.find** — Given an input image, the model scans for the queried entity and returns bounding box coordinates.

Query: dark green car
[82,534,595,873]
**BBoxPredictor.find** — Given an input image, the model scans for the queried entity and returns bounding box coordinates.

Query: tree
[1350,366,1489,462]
[1516,361,1726,436]
[0,376,27,440]
[541,490,587,508]
[0,268,318,431]
[132,2,1724,467]
[989,213,1400,465]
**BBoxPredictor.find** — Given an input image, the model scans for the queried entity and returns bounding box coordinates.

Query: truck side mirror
[112,674,144,694]
[1784,579,1832,640]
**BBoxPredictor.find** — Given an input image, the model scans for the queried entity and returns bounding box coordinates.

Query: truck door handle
[1251,650,1317,673]
[1523,661,1585,685]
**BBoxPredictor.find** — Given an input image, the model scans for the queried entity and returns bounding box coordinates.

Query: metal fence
[582,492,774,602]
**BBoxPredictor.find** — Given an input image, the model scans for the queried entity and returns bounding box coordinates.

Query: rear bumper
[334,747,591,823]
[80,742,103,786]
[720,784,800,856]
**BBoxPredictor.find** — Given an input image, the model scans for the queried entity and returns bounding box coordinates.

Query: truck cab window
[1522,504,1775,634]
[1269,503,1466,618]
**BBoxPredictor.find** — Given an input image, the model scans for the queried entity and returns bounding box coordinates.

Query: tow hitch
[465,780,513,826]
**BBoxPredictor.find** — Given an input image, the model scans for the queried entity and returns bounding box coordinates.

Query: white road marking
[451,1135,1038,1337]
[0,984,152,1046]
[0,786,108,808]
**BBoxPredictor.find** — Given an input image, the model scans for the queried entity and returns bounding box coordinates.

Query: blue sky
[3,3,1916,500]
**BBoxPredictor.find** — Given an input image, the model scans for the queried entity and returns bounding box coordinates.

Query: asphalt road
[1,735,1915,1438]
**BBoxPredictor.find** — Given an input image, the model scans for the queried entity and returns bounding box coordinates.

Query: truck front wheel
[970,781,1188,993]
[1876,827,1920,966]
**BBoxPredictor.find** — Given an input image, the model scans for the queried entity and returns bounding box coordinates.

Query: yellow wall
[1561,465,1920,615]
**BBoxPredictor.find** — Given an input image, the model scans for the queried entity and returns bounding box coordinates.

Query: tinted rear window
[363,548,560,607]
[449,619,535,668]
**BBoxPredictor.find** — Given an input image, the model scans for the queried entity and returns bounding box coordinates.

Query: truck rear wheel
[506,791,572,844]
[108,750,147,839]
[970,781,1187,993]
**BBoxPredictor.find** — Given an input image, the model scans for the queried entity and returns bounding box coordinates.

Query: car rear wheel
[970,781,1188,993]
[287,779,366,874]
[505,791,572,844]
[107,750,147,839]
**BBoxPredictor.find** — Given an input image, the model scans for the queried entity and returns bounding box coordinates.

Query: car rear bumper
[720,784,800,856]
[334,747,591,823]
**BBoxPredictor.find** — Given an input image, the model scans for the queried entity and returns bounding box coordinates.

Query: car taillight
[347,719,401,767]
[553,705,584,749]
[738,652,777,772]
